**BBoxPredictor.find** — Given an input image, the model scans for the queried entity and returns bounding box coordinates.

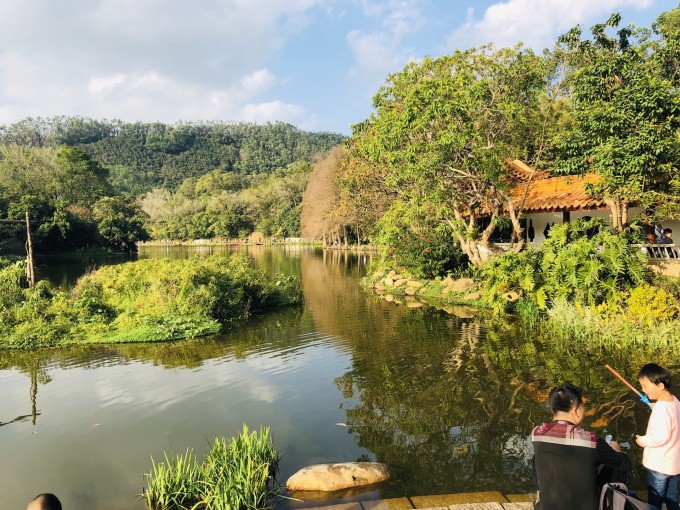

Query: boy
[636,363,680,510]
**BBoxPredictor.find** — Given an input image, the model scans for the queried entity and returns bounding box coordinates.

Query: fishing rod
[605,364,652,408]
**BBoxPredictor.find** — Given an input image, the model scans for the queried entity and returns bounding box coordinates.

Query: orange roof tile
[503,159,550,182]
[510,171,605,213]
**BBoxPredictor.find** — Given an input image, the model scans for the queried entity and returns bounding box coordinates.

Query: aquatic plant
[143,425,280,510]
[143,449,203,509]
[0,254,302,349]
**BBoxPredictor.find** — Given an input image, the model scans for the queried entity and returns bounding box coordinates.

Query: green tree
[350,45,548,267]
[551,12,680,232]
[92,197,149,252]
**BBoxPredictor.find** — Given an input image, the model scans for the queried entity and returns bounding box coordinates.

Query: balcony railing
[640,244,680,259]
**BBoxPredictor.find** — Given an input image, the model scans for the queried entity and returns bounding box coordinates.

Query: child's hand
[609,440,622,452]
[635,435,645,447]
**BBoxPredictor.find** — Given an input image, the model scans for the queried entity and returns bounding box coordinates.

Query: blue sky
[0,0,675,135]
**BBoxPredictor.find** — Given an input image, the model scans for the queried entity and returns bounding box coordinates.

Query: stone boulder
[286,462,393,492]
[450,278,475,292]
[442,276,456,287]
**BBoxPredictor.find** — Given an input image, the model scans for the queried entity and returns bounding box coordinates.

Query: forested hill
[0,117,344,195]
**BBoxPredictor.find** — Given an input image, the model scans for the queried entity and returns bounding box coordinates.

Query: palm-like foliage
[478,218,649,309]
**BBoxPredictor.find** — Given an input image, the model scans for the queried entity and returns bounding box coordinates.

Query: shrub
[477,218,650,312]
[626,284,679,325]
[477,248,542,301]
[376,201,469,279]
[539,218,649,306]
[0,260,26,309]
[0,254,302,349]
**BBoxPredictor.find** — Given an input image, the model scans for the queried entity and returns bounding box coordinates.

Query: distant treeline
[0,117,344,252]
[0,117,344,195]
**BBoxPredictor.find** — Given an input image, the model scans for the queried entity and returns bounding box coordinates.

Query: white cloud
[240,69,278,95]
[447,0,655,52]
[241,100,313,128]
[346,31,407,81]
[88,74,127,96]
[346,0,424,82]
[0,0,324,126]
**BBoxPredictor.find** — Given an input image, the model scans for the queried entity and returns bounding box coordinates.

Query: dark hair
[547,383,583,413]
[30,493,62,510]
[638,363,671,390]
[664,228,673,235]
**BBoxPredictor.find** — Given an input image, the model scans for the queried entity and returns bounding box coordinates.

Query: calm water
[0,246,663,509]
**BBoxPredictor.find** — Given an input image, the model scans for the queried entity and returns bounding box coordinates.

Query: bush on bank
[364,218,680,349]
[0,254,302,349]
[143,425,280,510]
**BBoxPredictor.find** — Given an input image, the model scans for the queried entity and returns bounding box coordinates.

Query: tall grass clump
[543,297,680,350]
[0,253,302,349]
[144,449,203,509]
[143,425,280,510]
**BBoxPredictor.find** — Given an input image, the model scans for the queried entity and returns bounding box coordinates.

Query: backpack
[599,483,658,510]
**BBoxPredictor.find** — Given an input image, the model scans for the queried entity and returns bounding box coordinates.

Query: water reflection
[0,247,675,509]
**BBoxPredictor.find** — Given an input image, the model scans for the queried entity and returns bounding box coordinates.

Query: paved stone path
[302,491,536,510]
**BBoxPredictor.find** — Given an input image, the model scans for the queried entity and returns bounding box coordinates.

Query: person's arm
[596,438,631,471]
[637,405,672,448]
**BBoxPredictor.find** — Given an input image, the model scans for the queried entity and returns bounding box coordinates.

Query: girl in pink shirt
[636,363,680,510]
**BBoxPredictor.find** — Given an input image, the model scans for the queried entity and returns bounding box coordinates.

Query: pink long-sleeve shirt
[638,396,680,475]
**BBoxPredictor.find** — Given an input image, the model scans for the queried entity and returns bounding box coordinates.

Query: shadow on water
[0,246,675,508]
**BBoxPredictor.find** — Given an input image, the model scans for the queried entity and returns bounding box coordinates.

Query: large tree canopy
[349,45,548,266]
[550,12,680,231]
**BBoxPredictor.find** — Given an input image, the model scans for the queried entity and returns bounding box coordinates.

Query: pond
[0,246,665,509]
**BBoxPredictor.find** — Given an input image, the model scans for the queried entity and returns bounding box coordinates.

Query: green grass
[143,425,280,510]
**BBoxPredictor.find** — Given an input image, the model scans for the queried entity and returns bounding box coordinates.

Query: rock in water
[286,462,393,491]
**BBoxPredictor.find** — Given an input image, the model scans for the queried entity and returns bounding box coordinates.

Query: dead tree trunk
[25,212,35,288]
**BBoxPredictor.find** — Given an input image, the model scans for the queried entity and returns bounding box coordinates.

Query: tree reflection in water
[333,303,677,497]
[1,246,677,500]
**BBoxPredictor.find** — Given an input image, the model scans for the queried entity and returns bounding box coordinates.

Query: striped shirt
[531,420,630,510]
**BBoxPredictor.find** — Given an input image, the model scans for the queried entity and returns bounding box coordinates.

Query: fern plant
[477,218,650,310]
[539,218,649,306]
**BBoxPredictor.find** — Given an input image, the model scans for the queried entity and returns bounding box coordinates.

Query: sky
[0,0,676,135]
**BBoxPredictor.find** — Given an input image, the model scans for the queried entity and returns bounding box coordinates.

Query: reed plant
[143,425,280,510]
[543,298,680,351]
[143,449,203,509]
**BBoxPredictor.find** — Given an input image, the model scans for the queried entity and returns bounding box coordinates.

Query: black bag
[599,483,658,510]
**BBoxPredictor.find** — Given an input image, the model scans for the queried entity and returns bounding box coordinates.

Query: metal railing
[640,244,680,259]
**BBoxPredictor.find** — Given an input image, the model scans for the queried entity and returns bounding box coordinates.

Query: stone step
[296,493,538,510]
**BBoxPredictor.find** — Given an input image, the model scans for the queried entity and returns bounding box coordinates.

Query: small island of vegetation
[0,254,301,349]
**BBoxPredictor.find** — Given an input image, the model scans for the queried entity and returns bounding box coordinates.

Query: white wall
[524,207,680,247]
